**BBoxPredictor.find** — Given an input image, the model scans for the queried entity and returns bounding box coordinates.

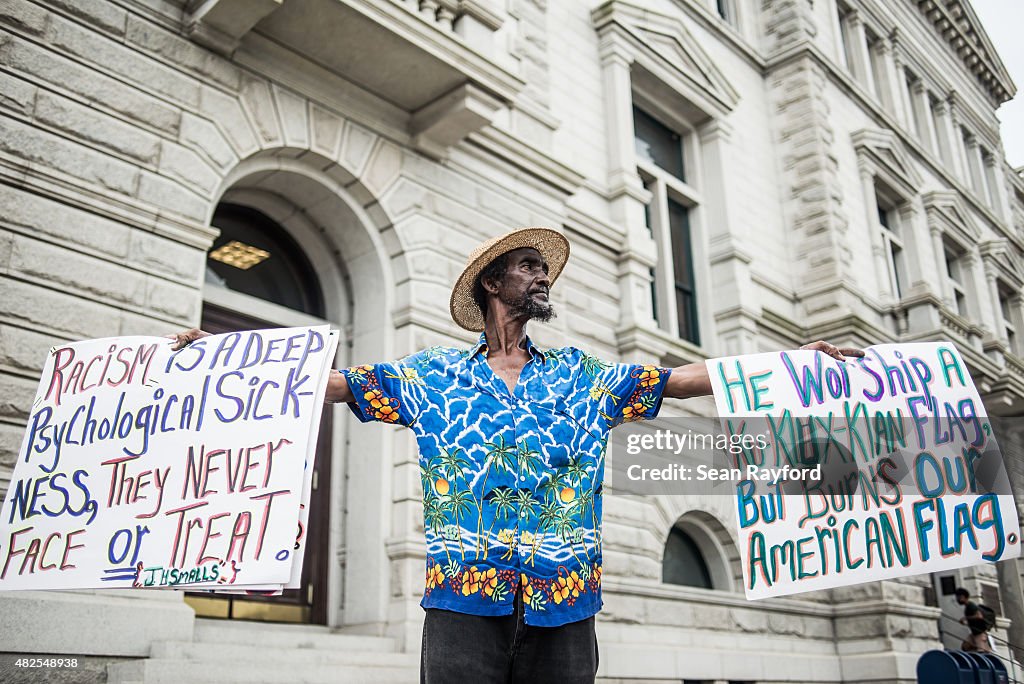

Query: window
[876,192,907,299]
[998,282,1019,356]
[943,241,969,317]
[634,106,701,345]
[634,107,684,180]
[206,204,325,316]
[714,0,735,27]
[669,200,699,342]
[866,29,889,108]
[663,528,713,588]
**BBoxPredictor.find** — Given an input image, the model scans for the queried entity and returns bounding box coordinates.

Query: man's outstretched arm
[168,327,353,404]
[662,340,865,400]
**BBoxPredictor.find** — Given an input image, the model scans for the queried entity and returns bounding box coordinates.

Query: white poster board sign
[0,327,338,591]
[707,342,1021,599]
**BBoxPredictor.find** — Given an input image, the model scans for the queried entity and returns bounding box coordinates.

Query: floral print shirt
[341,333,671,626]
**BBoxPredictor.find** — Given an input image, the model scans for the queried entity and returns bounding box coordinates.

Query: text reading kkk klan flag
[707,342,1020,599]
[0,326,338,592]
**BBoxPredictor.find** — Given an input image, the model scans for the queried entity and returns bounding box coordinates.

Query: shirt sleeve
[339,362,421,427]
[595,361,673,427]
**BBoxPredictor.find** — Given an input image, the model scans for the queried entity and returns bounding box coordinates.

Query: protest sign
[706,342,1020,599]
[0,326,338,591]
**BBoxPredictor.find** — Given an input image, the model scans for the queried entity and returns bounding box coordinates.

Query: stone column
[932,98,960,176]
[982,258,1004,342]
[599,37,643,209]
[700,119,758,354]
[914,82,938,154]
[948,98,972,184]
[962,131,987,198]
[984,151,1013,221]
[596,32,660,340]
[930,225,949,304]
[889,34,913,130]
[846,11,874,91]
[875,33,899,114]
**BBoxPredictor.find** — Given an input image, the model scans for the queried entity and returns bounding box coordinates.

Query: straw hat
[449,227,570,331]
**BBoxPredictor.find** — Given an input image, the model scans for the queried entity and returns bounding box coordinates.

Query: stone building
[0,0,1022,682]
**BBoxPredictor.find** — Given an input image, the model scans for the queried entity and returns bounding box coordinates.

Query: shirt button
[520,476,526,481]
[520,512,527,519]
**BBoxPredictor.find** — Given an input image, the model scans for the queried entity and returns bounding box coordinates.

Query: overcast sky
[972,0,1024,168]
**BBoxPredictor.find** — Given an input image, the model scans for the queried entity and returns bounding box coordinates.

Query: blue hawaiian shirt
[341,333,671,626]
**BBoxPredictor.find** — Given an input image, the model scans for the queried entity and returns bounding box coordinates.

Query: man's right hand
[165,328,212,351]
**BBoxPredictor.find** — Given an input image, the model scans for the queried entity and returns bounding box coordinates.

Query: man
[172,227,860,683]
[956,587,994,652]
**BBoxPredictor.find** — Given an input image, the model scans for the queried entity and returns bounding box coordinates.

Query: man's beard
[506,290,556,323]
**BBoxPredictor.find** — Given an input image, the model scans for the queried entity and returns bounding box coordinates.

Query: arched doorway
[185,203,333,624]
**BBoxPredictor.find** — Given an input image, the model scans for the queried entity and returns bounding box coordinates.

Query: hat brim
[449,228,570,332]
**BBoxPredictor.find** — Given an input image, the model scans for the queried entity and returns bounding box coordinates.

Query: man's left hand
[800,340,865,362]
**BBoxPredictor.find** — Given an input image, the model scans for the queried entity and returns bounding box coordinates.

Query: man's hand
[325,369,354,404]
[164,327,211,351]
[166,327,351,405]
[800,340,865,362]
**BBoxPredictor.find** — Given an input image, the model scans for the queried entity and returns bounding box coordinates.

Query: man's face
[491,247,555,322]
[957,594,967,605]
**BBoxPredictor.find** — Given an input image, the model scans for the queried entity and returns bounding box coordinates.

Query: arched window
[663,526,713,589]
[206,203,325,317]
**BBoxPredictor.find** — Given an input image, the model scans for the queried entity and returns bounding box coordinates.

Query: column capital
[699,118,733,143]
[597,32,635,68]
[982,259,1001,280]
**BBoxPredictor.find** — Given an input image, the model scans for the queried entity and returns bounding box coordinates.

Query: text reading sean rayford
[622,428,820,484]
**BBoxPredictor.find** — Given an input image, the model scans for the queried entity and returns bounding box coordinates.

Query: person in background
[956,587,994,652]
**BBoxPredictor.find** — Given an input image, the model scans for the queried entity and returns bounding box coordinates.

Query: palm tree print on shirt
[341,333,670,627]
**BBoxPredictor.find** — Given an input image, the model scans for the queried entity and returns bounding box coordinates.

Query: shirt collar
[469,332,545,362]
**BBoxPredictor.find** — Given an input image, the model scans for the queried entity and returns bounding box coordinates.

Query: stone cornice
[922,190,981,244]
[464,126,585,197]
[914,0,1015,106]
[852,128,923,198]
[592,0,741,118]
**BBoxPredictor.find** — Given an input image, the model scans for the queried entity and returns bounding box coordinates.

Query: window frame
[942,238,971,318]
[998,280,1021,357]
[875,184,909,301]
[633,101,706,345]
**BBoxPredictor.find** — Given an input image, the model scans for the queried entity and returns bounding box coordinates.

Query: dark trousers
[420,589,599,683]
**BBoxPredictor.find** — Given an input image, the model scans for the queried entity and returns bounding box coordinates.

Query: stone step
[193,618,397,652]
[106,657,418,684]
[150,639,419,668]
